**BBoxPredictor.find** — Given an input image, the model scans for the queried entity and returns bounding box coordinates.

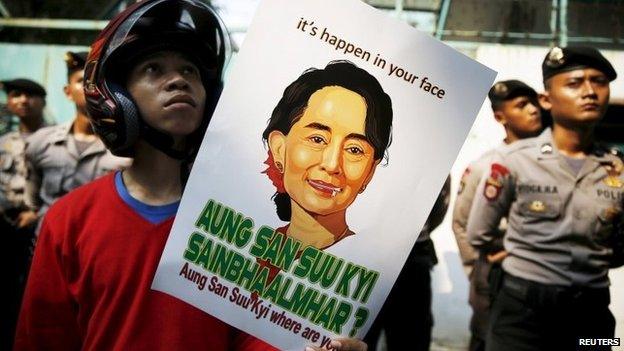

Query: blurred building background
[1,0,623,349]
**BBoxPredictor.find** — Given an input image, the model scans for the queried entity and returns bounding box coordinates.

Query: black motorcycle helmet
[84,0,231,160]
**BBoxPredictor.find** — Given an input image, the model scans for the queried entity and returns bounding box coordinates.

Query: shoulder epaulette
[609,147,624,160]
[25,125,59,152]
[593,142,624,160]
[504,137,536,156]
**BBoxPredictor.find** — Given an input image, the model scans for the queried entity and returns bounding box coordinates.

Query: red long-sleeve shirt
[15,173,276,351]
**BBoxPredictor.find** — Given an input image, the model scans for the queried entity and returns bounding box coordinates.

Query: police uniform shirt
[467,128,623,288]
[452,143,510,274]
[0,131,29,211]
[24,122,132,216]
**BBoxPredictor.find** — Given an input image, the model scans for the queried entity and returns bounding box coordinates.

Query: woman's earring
[275,162,284,173]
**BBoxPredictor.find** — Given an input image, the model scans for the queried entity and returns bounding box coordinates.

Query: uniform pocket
[597,206,621,224]
[595,205,622,243]
[518,197,562,220]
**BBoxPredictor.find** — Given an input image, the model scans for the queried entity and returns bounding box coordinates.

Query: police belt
[502,273,610,307]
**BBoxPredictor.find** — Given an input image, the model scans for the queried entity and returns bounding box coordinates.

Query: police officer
[1,103,14,136]
[0,78,46,350]
[24,52,131,220]
[468,46,622,351]
[453,80,542,351]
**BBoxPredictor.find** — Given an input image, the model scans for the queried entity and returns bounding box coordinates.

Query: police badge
[603,159,623,189]
[545,47,565,68]
[529,200,546,213]
[492,82,508,97]
[483,163,509,201]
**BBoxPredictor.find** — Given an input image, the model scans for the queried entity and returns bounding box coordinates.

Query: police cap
[542,46,616,82]
[65,51,88,76]
[0,78,47,97]
[489,80,537,107]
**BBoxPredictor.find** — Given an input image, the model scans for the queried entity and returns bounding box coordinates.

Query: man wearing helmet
[15,1,366,350]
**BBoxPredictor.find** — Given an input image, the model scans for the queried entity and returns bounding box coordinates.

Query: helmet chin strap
[140,122,188,160]
[140,122,194,189]
[135,80,220,188]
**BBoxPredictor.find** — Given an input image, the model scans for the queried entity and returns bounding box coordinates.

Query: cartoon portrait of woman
[262,60,393,250]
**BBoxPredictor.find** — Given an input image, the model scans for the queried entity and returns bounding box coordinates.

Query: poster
[153,0,496,349]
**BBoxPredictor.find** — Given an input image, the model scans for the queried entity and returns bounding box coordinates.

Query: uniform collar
[537,127,617,180]
[534,128,611,160]
[8,131,23,140]
[497,140,510,151]
[584,145,623,184]
[12,130,34,140]
[50,121,107,158]
[49,122,73,144]
[588,143,621,163]
[80,137,107,158]
[1,131,25,145]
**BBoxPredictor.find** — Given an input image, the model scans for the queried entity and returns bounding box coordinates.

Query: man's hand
[487,250,508,263]
[305,338,367,351]
[16,210,38,228]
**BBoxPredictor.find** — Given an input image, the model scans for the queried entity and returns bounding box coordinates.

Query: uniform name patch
[518,184,558,194]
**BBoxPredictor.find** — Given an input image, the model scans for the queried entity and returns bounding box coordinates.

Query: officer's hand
[305,338,367,351]
[16,210,38,229]
[487,250,508,263]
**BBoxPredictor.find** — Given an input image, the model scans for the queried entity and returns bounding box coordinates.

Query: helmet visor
[103,0,230,77]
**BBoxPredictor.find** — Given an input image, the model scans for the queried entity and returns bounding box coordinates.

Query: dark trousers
[364,240,435,351]
[486,273,615,351]
[469,256,503,351]
[0,215,34,350]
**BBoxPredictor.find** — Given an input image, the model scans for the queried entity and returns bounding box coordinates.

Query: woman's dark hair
[263,60,393,221]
